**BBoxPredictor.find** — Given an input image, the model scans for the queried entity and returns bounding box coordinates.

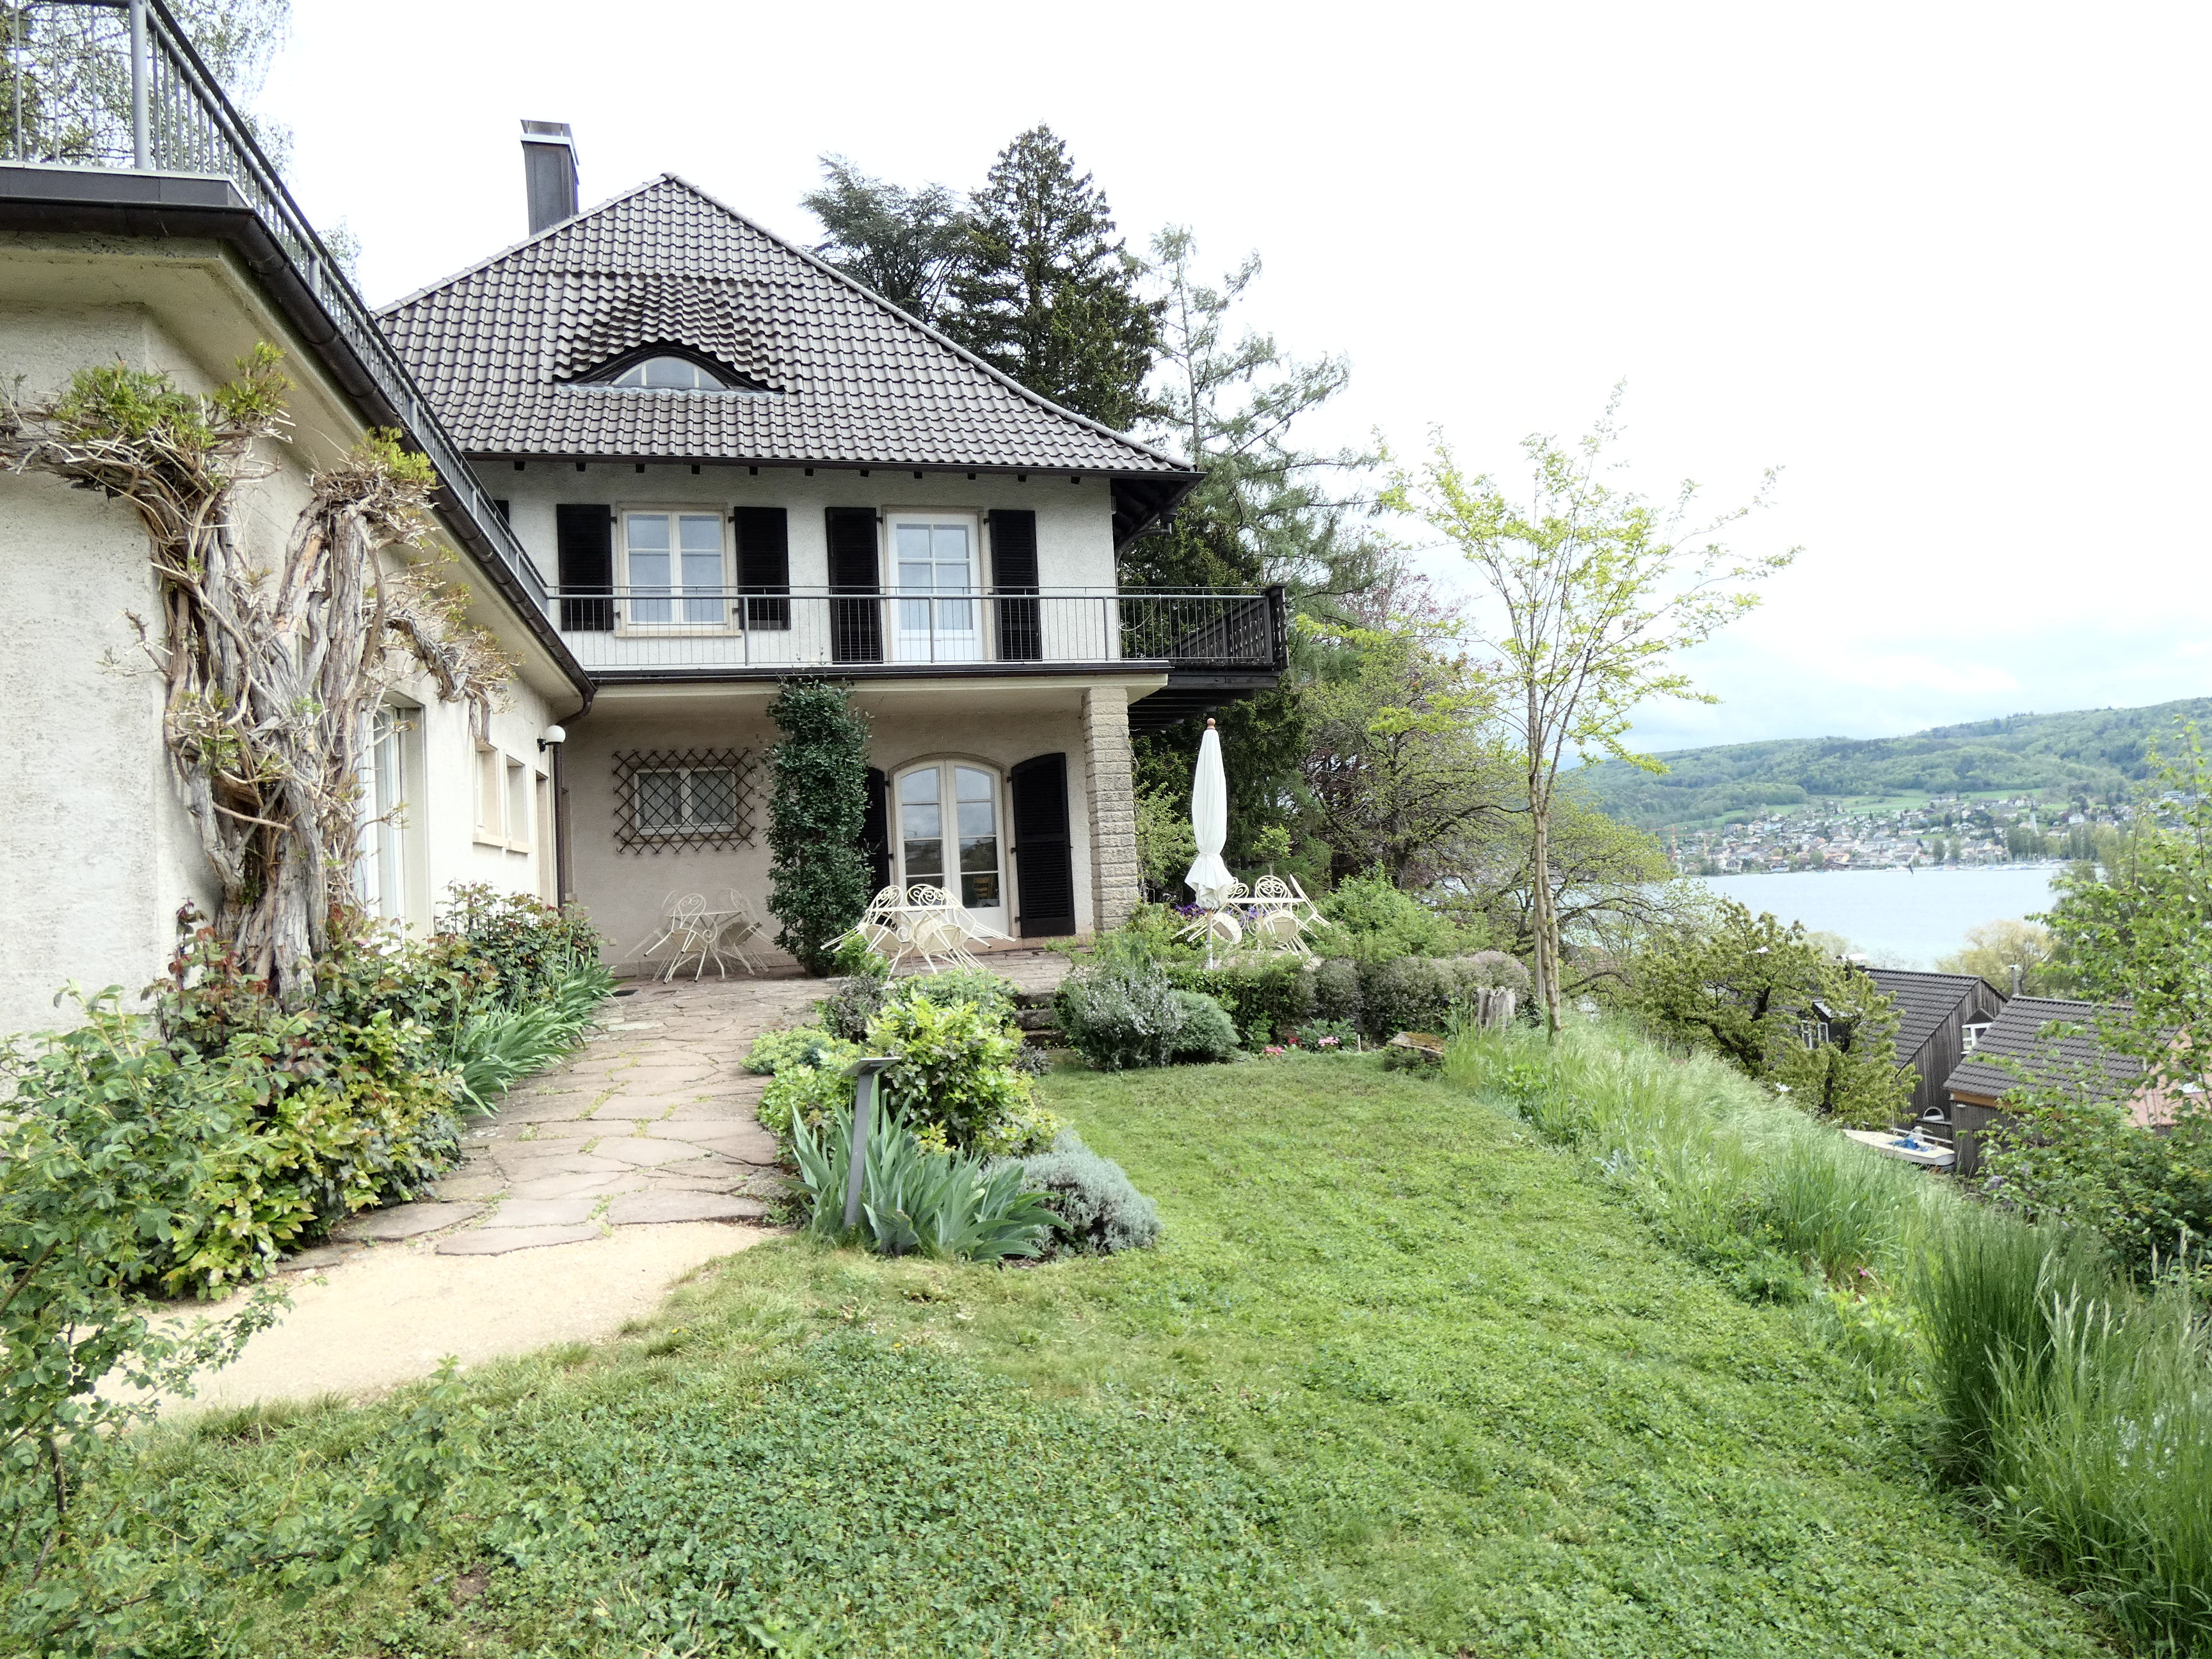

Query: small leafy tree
[1383,394,1795,1033]
[1635,897,1909,1126]
[766,680,872,975]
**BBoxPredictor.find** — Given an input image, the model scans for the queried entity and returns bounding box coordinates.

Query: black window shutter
[990,509,1041,661]
[1009,753,1075,937]
[825,506,882,662]
[860,767,891,894]
[555,503,613,632]
[734,506,790,631]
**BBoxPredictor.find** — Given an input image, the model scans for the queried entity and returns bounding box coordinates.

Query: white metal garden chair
[712,889,766,975]
[657,893,741,982]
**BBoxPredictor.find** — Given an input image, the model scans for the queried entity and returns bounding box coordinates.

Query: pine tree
[943,127,1160,430]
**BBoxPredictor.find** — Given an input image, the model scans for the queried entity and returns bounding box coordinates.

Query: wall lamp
[538,725,567,753]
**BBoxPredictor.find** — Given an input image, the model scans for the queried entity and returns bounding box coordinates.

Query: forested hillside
[1576,697,2212,828]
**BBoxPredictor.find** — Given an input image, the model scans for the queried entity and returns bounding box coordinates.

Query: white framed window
[611,354,730,390]
[357,706,410,920]
[636,765,741,837]
[621,509,729,629]
[505,758,533,853]
[474,742,505,846]
[1962,1022,1992,1053]
[895,760,1004,918]
[888,511,981,662]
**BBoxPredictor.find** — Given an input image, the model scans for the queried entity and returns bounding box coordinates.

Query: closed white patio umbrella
[1183,717,1237,910]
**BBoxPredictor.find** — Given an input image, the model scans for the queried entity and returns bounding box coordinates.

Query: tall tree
[801,156,966,325]
[1125,230,1394,872]
[1384,394,1795,1034]
[943,126,1158,430]
[1133,228,1384,596]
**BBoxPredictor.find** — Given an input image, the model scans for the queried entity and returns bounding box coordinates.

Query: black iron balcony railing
[544,586,1286,677]
[1,0,548,604]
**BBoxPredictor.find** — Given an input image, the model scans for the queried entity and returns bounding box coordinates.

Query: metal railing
[544,587,1282,676]
[1,0,547,603]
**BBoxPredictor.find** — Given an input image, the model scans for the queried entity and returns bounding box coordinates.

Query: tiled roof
[1943,997,2144,1103]
[1864,968,1991,1064]
[375,175,1192,478]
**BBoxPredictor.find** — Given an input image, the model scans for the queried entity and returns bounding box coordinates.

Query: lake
[1695,867,2059,968]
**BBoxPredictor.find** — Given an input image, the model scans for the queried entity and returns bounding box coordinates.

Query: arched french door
[894,760,1009,935]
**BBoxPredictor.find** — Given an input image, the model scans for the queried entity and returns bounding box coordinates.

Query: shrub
[818,965,890,1043]
[897,968,1020,1023]
[1166,957,1312,1048]
[758,1058,859,1141]
[746,1025,858,1077]
[766,680,874,975]
[1361,956,1455,1039]
[997,1128,1163,1256]
[1311,958,1363,1026]
[1317,866,1478,961]
[866,995,1054,1155]
[791,1108,1057,1262]
[1167,991,1238,1062]
[1450,951,1530,995]
[1056,939,1187,1071]
[1288,1017,1361,1052]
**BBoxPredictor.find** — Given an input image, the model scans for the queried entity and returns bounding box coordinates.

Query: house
[1861,967,2008,1134]
[375,127,1281,963]
[0,15,1278,1031]
[1941,996,2174,1177]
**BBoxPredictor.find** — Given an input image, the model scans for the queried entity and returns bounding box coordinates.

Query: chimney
[521,120,578,235]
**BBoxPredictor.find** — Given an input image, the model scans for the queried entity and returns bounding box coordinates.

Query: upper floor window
[611,354,731,391]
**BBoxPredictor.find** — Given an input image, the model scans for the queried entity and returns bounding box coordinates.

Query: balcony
[547,587,1288,684]
[1,1,556,620]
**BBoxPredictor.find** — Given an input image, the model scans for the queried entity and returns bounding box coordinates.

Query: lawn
[139,1055,2115,1657]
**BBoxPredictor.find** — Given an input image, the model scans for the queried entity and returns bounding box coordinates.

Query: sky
[255,0,2212,756]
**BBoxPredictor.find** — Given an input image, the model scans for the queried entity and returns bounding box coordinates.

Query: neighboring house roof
[1864,968,1996,1064]
[1943,997,2145,1103]
[376,175,1196,494]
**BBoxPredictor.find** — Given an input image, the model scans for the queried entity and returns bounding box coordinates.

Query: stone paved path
[317,947,1071,1259]
[177,949,1071,1408]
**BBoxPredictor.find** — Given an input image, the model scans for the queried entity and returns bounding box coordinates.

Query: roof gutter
[0,164,596,715]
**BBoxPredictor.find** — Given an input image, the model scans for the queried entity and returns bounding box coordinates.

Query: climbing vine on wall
[0,346,513,1002]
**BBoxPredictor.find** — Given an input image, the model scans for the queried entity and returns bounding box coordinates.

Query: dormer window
[611,354,731,390]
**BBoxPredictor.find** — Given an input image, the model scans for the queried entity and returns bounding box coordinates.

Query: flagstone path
[172,950,1071,1408]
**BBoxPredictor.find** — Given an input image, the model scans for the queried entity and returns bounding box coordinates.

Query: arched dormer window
[577,346,766,393]
[613,354,728,390]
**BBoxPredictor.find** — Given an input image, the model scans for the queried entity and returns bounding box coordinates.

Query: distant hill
[1574,697,2212,830]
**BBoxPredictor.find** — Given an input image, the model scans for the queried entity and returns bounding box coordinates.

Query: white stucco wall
[497,465,1119,592]
[0,239,570,1034]
[563,683,1114,970]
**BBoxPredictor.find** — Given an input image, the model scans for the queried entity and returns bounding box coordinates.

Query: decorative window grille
[613,748,757,853]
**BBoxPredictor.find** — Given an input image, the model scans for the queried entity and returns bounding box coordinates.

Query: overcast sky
[259,0,2210,756]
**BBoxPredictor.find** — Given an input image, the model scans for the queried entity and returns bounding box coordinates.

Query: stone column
[1081,685,1141,934]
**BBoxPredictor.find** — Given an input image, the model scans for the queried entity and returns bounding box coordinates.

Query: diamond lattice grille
[613,748,758,853]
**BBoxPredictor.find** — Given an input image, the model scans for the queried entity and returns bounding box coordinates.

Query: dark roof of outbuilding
[1943,997,2144,1103]
[375,175,1194,485]
[1864,968,1997,1064]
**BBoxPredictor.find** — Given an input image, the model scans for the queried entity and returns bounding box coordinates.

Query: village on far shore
[1667,792,2151,876]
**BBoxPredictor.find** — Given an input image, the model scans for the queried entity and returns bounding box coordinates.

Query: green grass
[101,1051,2130,1656]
